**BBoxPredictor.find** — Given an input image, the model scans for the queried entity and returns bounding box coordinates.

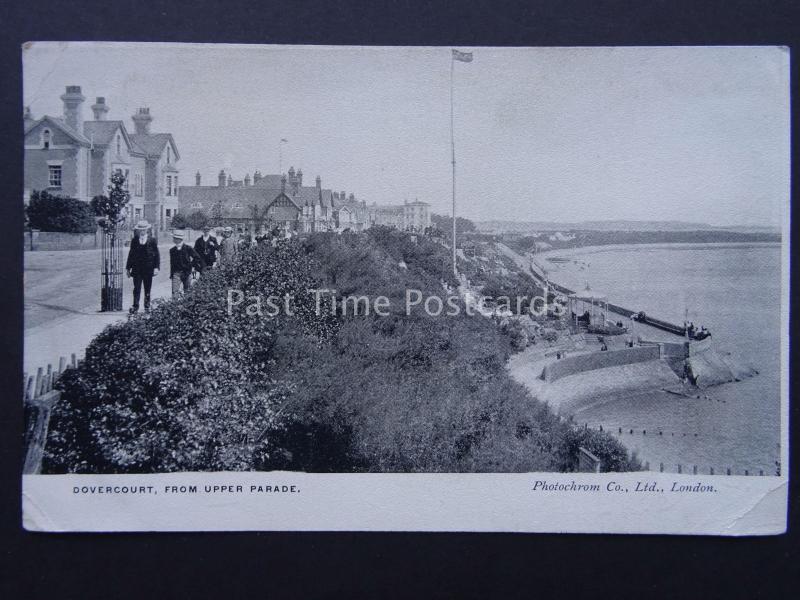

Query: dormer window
[42,129,51,149]
[191,202,202,209]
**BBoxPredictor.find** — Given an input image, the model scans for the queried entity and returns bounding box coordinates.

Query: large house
[179,166,369,234]
[24,85,180,231]
[368,199,431,232]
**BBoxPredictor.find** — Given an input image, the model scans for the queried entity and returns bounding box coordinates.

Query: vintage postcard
[21,43,789,534]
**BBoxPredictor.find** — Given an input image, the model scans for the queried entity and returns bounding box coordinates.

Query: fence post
[23,390,61,475]
[576,447,601,473]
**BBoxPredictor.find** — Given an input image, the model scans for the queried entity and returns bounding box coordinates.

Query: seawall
[541,345,661,382]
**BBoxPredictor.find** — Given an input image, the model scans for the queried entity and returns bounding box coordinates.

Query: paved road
[24,244,174,373]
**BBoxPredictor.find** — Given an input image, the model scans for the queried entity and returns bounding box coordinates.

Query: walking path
[24,244,174,373]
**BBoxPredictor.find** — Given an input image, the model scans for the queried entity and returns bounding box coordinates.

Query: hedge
[45,229,640,474]
[26,190,97,233]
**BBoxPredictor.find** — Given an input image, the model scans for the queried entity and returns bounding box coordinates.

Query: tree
[26,190,97,233]
[431,213,477,236]
[91,171,130,233]
[170,212,189,229]
[249,204,269,234]
[187,210,209,230]
[210,200,225,227]
[91,171,131,311]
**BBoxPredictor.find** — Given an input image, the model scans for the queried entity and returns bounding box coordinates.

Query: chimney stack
[227,174,233,186]
[132,107,153,134]
[253,171,262,184]
[218,170,226,187]
[297,168,303,187]
[244,173,251,187]
[315,175,321,189]
[60,85,85,132]
[91,97,109,120]
[196,171,202,186]
[23,106,34,128]
[281,174,287,193]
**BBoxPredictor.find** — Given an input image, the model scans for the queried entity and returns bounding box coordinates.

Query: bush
[26,190,97,233]
[45,230,640,474]
[186,210,208,231]
[170,212,189,229]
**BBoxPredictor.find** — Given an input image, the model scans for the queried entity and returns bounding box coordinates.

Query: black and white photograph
[20,43,789,534]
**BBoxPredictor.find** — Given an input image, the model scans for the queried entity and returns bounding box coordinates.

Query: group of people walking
[124,220,239,313]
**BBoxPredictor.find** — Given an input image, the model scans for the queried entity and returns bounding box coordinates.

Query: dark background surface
[0,1,797,598]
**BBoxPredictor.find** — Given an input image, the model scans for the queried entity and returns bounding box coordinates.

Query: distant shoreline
[536,241,782,261]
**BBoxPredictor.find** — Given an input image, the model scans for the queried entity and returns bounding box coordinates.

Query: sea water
[539,243,783,475]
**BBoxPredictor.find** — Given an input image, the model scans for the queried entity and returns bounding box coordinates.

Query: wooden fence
[23,354,79,474]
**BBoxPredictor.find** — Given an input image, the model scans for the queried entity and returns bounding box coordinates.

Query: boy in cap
[194,225,219,273]
[170,230,202,297]
[125,220,160,313]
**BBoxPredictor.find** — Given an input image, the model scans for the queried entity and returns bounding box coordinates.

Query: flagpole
[451,53,457,278]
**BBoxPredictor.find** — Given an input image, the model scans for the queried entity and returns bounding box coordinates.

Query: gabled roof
[24,115,91,146]
[130,132,179,160]
[178,185,300,219]
[83,120,129,147]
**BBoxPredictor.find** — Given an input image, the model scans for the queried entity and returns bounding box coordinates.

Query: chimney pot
[91,96,109,120]
[132,106,153,134]
[218,170,226,187]
[196,171,202,186]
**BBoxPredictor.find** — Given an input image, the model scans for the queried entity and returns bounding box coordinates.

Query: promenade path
[24,243,174,373]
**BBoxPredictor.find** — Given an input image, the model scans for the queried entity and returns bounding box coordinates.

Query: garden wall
[542,345,661,382]
[24,230,101,251]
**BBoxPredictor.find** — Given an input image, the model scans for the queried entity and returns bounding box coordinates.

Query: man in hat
[125,220,160,313]
[218,226,236,265]
[194,225,219,273]
[170,230,202,297]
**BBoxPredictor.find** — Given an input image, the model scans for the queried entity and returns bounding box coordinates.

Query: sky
[23,43,789,226]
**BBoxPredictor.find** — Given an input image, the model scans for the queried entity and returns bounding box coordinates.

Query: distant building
[178,167,369,234]
[23,85,180,230]
[367,199,431,232]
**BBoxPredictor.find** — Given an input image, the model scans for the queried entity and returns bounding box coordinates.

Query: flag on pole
[452,49,473,62]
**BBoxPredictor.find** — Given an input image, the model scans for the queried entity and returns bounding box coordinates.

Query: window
[165,175,172,196]
[135,208,142,218]
[173,176,178,196]
[42,129,51,149]
[48,165,62,188]
[166,146,171,164]
[191,202,202,209]
[116,135,121,155]
[165,208,172,217]
[135,173,143,197]
[124,169,130,191]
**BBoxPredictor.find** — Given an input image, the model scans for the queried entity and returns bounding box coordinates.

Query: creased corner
[22,487,59,532]
[724,480,788,536]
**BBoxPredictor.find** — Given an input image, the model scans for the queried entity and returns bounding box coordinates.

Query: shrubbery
[26,190,97,233]
[169,212,189,229]
[45,229,639,474]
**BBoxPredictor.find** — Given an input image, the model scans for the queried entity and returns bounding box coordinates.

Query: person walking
[125,220,160,314]
[218,226,236,265]
[194,225,219,273]
[170,230,201,297]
